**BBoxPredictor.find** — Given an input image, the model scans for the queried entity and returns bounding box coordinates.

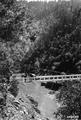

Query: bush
[56,81,81,120]
[9,79,19,97]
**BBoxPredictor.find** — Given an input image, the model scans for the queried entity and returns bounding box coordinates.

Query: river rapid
[19,80,58,119]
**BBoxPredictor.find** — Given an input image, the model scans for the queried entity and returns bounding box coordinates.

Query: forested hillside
[0,0,81,119]
[21,0,81,75]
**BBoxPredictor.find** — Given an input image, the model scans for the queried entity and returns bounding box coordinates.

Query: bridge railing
[26,74,81,82]
[10,73,81,83]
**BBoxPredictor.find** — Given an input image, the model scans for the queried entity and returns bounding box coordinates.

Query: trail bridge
[11,73,81,83]
[12,74,81,83]
[28,74,81,83]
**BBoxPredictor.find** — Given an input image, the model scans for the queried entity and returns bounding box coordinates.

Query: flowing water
[19,80,58,119]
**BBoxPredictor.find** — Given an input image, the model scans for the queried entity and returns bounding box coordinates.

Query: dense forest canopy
[0,0,81,119]
[1,0,81,76]
[20,0,81,75]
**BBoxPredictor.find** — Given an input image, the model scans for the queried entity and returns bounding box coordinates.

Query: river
[19,80,58,119]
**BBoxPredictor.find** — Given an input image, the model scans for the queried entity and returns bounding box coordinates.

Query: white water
[19,81,58,119]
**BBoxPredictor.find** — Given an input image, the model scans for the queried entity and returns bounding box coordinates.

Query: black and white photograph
[0,0,81,119]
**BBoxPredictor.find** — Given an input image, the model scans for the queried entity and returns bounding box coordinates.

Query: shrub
[56,81,81,120]
[9,79,19,97]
